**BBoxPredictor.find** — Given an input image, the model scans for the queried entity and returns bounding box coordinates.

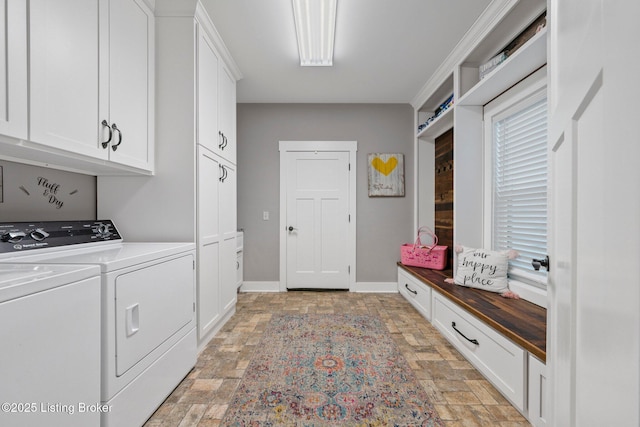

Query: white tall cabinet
[0,0,155,175]
[98,0,241,349]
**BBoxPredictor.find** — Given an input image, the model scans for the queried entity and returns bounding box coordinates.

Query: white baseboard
[239,281,398,293]
[239,281,281,292]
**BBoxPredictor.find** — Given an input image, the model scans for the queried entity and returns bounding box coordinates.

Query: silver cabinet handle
[111,123,123,151]
[101,120,112,148]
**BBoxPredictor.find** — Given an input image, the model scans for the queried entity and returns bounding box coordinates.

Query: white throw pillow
[453,246,510,294]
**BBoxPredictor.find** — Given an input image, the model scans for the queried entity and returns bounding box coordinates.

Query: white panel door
[108,0,153,170]
[29,0,104,158]
[548,1,640,425]
[285,151,350,289]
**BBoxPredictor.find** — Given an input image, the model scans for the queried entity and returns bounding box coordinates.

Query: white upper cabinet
[29,0,103,160]
[197,29,220,154]
[25,0,154,174]
[195,12,237,164]
[107,0,155,171]
[218,64,237,164]
[0,0,28,140]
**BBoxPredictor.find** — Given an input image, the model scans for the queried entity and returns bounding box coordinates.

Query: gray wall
[237,103,414,284]
[0,160,96,222]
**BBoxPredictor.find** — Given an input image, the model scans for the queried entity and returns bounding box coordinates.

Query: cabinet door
[29,0,106,159]
[219,161,237,313]
[236,250,243,289]
[220,236,237,314]
[218,64,236,163]
[0,0,27,140]
[108,0,154,171]
[219,161,236,239]
[528,354,548,426]
[197,28,220,154]
[197,147,221,341]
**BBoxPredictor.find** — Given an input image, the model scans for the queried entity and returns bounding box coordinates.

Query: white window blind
[492,96,548,283]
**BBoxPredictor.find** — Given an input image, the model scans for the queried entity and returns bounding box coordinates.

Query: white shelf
[417,107,454,139]
[458,27,547,106]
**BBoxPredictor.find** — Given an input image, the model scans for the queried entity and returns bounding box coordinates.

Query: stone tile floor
[144,291,530,426]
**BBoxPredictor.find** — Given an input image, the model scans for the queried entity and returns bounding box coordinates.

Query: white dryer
[0,220,197,427]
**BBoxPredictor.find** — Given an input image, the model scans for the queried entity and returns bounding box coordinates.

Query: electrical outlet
[263,211,269,221]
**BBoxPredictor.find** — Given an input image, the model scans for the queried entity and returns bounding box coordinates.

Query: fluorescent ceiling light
[292,0,337,66]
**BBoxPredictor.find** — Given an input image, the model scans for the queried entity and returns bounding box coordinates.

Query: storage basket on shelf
[400,227,448,270]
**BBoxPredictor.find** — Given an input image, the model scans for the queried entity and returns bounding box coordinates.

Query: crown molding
[410,0,518,109]
[155,0,243,81]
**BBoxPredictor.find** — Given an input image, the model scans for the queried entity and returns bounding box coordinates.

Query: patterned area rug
[221,314,444,426]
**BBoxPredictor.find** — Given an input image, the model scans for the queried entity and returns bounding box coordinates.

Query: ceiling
[201,0,493,104]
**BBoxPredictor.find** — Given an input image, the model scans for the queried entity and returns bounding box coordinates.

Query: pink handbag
[400,227,448,270]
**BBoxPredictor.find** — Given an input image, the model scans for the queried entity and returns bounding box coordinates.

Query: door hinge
[348,163,351,171]
[348,214,351,222]
[193,260,196,270]
[193,302,196,312]
[348,265,351,274]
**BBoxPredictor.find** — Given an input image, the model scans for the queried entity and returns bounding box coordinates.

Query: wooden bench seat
[398,263,547,362]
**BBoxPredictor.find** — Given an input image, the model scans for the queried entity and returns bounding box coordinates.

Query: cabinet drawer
[432,292,525,411]
[398,268,432,320]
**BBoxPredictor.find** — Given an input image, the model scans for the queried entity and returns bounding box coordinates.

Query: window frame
[482,67,548,306]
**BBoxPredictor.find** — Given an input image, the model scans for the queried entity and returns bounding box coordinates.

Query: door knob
[288,226,297,232]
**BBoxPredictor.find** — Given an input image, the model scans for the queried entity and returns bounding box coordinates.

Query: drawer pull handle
[452,322,479,345]
[405,283,417,295]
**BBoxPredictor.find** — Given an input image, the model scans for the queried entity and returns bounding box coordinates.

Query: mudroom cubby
[413,0,547,250]
[407,0,549,425]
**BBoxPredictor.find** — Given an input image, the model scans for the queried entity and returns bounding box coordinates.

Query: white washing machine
[0,220,197,427]
[0,263,101,427]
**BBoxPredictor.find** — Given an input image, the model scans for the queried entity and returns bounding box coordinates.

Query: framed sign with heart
[367,153,404,197]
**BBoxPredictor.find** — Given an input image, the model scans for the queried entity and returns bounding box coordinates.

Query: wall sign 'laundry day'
[367,153,405,197]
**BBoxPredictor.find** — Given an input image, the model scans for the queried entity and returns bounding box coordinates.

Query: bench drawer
[398,268,432,320]
[432,291,525,411]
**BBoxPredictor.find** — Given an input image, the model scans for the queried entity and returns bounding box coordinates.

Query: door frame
[279,141,357,292]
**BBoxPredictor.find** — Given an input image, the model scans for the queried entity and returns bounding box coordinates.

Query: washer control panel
[0,220,122,253]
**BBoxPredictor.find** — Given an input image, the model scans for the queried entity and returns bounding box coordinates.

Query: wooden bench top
[398,263,547,362]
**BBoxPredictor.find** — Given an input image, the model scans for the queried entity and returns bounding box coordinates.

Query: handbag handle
[413,227,439,252]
